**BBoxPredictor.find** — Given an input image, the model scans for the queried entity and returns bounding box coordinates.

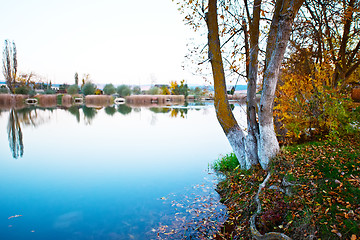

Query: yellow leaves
[170,81,178,92]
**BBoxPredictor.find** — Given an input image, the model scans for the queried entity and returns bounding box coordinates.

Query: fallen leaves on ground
[215,135,360,239]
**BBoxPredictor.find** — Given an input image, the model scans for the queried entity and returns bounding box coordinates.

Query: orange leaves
[275,59,356,143]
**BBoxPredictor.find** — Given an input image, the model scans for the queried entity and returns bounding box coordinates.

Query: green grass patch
[212,153,239,173]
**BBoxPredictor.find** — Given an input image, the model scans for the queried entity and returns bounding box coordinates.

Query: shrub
[28,89,36,96]
[132,86,141,95]
[14,86,30,95]
[67,84,79,95]
[117,85,131,97]
[103,84,116,95]
[275,65,360,142]
[44,88,56,94]
[148,87,160,95]
[82,82,96,96]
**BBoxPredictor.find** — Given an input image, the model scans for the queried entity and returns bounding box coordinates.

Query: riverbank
[0,94,188,110]
[214,135,360,239]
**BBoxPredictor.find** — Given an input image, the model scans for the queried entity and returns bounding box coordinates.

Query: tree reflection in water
[68,105,80,123]
[117,104,132,115]
[104,106,116,116]
[82,106,97,125]
[7,109,24,159]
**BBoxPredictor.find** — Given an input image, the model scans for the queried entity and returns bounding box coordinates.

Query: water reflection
[170,108,188,118]
[7,109,24,159]
[3,103,213,159]
[149,107,171,114]
[117,104,132,115]
[82,106,97,124]
[68,105,80,123]
[104,106,116,116]
[0,102,235,239]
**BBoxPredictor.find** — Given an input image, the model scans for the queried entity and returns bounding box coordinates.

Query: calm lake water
[0,103,245,239]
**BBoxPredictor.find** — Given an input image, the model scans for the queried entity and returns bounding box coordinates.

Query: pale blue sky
[0,0,204,85]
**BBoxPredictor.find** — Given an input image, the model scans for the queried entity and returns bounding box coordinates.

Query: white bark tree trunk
[258,0,304,169]
[206,0,304,170]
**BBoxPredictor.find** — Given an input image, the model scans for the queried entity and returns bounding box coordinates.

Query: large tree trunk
[245,0,262,166]
[258,0,304,169]
[206,0,252,169]
[207,0,304,170]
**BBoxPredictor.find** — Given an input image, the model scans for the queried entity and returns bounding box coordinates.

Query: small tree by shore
[117,85,131,97]
[67,84,79,95]
[82,82,96,96]
[103,84,116,95]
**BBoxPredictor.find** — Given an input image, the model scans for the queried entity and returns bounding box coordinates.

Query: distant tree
[190,86,204,100]
[67,84,79,95]
[74,72,79,86]
[44,88,56,94]
[160,86,170,95]
[103,84,116,95]
[170,80,189,98]
[170,81,180,95]
[117,85,131,96]
[81,73,91,88]
[148,86,160,95]
[132,86,141,95]
[59,83,70,91]
[178,80,189,98]
[14,85,30,95]
[82,82,96,96]
[2,40,17,93]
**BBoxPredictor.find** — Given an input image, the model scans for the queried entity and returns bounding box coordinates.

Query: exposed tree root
[250,172,292,240]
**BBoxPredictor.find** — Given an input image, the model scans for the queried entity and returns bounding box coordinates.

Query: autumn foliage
[275,51,360,142]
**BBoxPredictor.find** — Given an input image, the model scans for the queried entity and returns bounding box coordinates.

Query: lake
[0,102,245,239]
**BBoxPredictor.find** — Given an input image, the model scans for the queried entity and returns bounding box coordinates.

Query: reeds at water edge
[0,94,27,110]
[85,95,113,107]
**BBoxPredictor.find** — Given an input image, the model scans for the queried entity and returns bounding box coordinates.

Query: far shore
[0,92,252,110]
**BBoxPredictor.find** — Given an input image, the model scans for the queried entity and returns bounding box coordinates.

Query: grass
[212,153,239,172]
[213,135,360,239]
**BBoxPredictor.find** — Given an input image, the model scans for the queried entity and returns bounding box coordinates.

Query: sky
[0,0,207,86]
